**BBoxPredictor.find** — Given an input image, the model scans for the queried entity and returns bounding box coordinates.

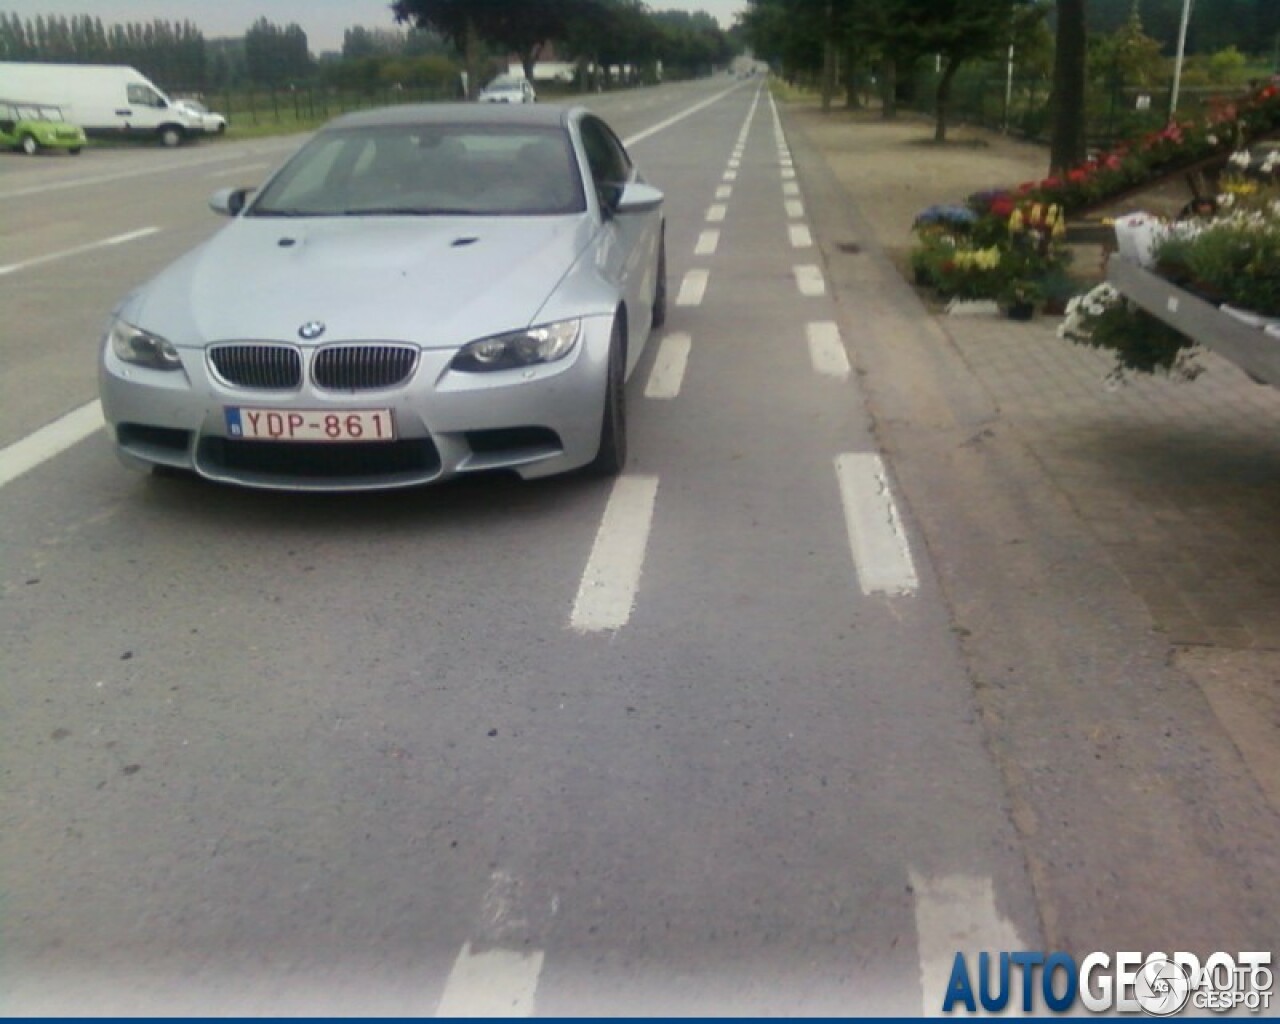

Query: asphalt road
[0,79,1042,1014]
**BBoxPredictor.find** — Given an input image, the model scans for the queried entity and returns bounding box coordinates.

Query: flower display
[1057,282,1201,379]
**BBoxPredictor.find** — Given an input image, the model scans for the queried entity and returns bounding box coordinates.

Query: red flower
[990,196,1015,218]
[1067,168,1089,183]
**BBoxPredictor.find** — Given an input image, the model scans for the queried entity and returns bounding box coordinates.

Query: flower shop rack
[1106,254,1280,388]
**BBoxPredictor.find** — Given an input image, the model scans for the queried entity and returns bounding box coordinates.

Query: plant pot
[1006,302,1036,321]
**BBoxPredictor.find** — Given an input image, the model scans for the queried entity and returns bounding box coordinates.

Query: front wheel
[651,231,667,329]
[159,125,183,147]
[584,319,627,477]
[69,147,82,155]
[21,134,38,155]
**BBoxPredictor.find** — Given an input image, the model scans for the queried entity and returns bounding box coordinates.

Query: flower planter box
[1107,255,1280,387]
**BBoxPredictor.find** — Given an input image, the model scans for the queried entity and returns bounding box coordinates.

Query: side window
[127,84,164,108]
[579,116,632,208]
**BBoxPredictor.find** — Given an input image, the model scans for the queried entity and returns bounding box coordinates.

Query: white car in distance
[173,98,227,134]
[478,76,536,104]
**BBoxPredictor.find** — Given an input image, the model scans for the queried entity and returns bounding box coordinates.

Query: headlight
[451,319,581,372]
[108,318,182,370]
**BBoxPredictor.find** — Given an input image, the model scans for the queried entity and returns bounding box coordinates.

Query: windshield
[249,123,585,218]
[180,100,209,114]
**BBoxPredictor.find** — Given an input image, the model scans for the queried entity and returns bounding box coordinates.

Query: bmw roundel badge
[298,321,326,340]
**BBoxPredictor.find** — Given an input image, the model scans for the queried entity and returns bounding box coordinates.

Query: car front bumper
[98,317,614,491]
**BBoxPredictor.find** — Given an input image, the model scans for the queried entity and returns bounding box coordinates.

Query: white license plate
[225,407,395,443]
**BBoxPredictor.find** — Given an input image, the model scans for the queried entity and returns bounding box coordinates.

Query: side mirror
[614,181,664,216]
[208,186,255,217]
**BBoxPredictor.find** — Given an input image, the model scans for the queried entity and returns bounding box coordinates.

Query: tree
[392,0,602,83]
[1050,0,1088,173]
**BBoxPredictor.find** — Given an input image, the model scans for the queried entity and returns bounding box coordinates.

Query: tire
[159,125,183,147]
[20,134,38,155]
[651,230,667,329]
[69,147,82,155]
[585,318,627,477]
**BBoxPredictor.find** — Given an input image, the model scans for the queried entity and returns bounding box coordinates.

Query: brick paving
[944,314,1280,649]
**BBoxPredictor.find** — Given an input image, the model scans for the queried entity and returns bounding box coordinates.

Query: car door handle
[116,108,132,116]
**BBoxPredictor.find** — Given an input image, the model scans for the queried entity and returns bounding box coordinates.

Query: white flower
[1229,150,1252,169]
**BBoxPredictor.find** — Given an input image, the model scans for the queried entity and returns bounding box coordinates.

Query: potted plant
[1001,279,1043,320]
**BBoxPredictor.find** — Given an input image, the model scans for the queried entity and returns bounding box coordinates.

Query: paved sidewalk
[790,105,1280,652]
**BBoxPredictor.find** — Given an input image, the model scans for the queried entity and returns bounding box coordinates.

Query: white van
[0,62,205,146]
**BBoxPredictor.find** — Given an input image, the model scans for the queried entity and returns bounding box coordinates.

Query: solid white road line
[789,224,813,249]
[706,204,727,223]
[785,199,805,219]
[834,453,919,596]
[793,264,826,297]
[206,162,267,178]
[910,871,1027,1017]
[0,226,160,277]
[622,83,740,147]
[695,229,720,256]
[807,322,851,380]
[0,401,104,490]
[435,942,545,1017]
[644,333,692,400]
[570,475,660,632]
[676,269,709,306]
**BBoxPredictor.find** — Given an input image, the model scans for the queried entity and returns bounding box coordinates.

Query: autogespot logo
[941,951,1273,1015]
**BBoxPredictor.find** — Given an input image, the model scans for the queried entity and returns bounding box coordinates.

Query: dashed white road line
[644,332,692,400]
[785,199,805,220]
[570,475,660,632]
[789,224,813,249]
[715,185,733,200]
[676,269,709,306]
[0,401,104,490]
[723,170,737,182]
[793,264,826,297]
[782,168,796,180]
[435,942,545,1017]
[695,229,720,256]
[783,182,801,197]
[910,871,1027,1018]
[0,226,160,277]
[834,453,919,596]
[806,321,851,380]
[705,204,727,223]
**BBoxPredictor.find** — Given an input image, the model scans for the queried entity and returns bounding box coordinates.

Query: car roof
[325,103,573,132]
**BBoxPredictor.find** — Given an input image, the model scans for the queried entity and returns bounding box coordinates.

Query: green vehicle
[0,99,86,155]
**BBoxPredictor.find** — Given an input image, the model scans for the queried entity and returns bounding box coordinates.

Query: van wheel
[69,147,82,155]
[159,126,183,147]
[20,134,38,155]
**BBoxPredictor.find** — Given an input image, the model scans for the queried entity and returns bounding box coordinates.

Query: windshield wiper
[340,207,461,217]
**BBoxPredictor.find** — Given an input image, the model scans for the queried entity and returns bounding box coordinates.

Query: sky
[3,0,749,54]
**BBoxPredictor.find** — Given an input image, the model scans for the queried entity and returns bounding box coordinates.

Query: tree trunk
[934,56,961,142]
[844,41,862,109]
[880,56,897,120]
[1049,0,1088,173]
[821,33,837,111]
[463,17,479,100]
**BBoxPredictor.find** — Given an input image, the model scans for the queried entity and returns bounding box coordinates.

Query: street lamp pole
[1169,0,1194,120]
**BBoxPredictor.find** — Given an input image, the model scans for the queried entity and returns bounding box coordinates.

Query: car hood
[131,214,595,350]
